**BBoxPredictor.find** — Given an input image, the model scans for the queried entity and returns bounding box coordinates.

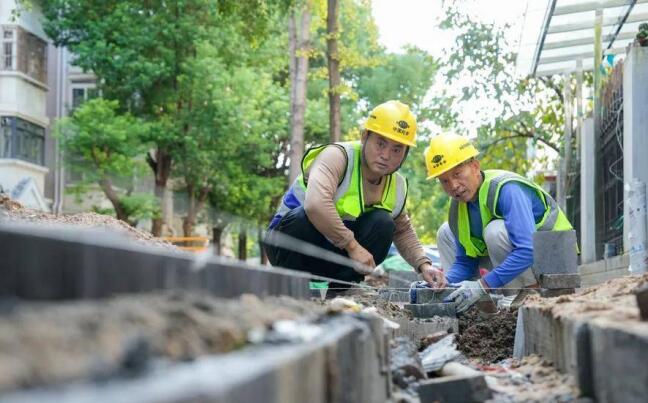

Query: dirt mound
[0,195,176,251]
[456,307,518,363]
[525,272,648,322]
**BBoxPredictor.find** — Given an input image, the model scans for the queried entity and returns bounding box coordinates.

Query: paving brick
[404,303,456,318]
[532,230,578,279]
[417,374,492,403]
[635,284,648,321]
[539,273,582,289]
[412,288,454,304]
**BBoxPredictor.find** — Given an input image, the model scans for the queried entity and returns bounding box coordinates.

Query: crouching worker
[423,133,575,312]
[265,101,445,289]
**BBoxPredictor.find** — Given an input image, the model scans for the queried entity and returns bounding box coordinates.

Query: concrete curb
[0,223,310,300]
[0,315,390,403]
[516,306,648,402]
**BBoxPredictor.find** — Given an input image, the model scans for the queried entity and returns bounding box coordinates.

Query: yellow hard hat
[364,100,417,147]
[424,133,480,179]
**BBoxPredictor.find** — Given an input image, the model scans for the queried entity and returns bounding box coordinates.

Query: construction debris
[456,307,518,363]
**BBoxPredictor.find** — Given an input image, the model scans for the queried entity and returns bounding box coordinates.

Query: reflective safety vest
[448,169,573,258]
[270,141,408,227]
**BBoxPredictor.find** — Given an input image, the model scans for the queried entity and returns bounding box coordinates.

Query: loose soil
[525,272,648,323]
[483,355,580,403]
[456,307,518,363]
[0,195,177,251]
[0,292,325,392]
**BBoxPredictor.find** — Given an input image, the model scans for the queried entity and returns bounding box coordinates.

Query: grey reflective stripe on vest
[486,173,559,231]
[448,199,459,239]
[392,174,407,218]
[334,143,355,202]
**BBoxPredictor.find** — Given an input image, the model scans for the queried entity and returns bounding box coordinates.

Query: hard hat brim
[367,129,417,147]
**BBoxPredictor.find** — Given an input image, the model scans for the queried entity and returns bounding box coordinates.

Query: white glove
[445,280,486,313]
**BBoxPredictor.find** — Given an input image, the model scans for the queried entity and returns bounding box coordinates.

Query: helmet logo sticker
[431,154,446,168]
[392,120,410,136]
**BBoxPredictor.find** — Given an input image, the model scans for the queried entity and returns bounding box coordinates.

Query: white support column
[558,72,573,212]
[623,46,648,252]
[580,118,596,264]
[575,59,583,161]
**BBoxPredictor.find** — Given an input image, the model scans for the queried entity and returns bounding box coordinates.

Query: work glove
[444,280,486,313]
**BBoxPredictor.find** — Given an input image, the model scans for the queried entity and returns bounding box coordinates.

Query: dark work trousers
[264,206,395,287]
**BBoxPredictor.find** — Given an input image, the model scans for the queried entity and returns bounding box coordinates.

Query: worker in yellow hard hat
[424,133,575,312]
[265,101,445,290]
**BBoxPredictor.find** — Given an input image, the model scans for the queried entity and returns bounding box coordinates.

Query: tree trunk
[212,223,226,256]
[182,185,210,237]
[259,227,268,265]
[238,230,247,261]
[149,147,173,236]
[288,2,311,183]
[98,177,131,225]
[327,0,341,142]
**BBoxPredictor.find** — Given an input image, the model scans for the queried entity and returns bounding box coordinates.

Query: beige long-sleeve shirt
[302,144,431,272]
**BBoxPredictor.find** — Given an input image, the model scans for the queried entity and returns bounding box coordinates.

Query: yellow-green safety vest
[274,141,408,223]
[448,169,573,258]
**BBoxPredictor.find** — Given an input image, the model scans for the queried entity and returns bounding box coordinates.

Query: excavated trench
[2,197,647,402]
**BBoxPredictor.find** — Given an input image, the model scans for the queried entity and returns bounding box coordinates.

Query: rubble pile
[0,195,177,250]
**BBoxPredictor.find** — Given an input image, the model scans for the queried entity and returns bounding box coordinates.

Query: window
[70,84,99,112]
[0,116,45,166]
[1,27,15,70]
[1,26,47,83]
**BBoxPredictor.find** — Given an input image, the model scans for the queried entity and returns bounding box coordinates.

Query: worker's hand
[345,239,375,275]
[419,263,446,289]
[444,280,487,313]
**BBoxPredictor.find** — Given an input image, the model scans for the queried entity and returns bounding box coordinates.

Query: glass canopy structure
[516,0,648,77]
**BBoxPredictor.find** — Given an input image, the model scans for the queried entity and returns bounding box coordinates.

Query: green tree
[55,98,157,225]
[41,0,290,235]
[433,4,570,175]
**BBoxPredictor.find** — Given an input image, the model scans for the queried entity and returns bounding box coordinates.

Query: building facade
[0,0,49,210]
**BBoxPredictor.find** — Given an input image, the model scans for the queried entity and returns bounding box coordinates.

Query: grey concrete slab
[590,318,648,403]
[532,230,578,279]
[635,283,648,321]
[539,288,575,298]
[539,274,581,289]
[417,374,492,403]
[404,303,456,318]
